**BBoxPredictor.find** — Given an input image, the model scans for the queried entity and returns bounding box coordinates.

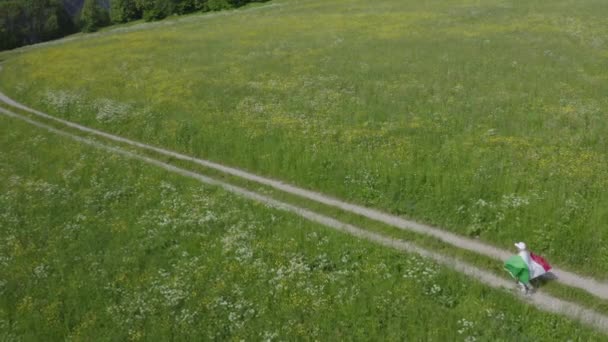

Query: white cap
[514,242,527,250]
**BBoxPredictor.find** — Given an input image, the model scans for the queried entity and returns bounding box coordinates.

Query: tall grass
[1,115,604,339]
[1,0,607,276]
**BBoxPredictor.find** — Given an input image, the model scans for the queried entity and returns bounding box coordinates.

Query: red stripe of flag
[531,252,552,271]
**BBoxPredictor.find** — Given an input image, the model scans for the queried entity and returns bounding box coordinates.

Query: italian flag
[504,252,552,284]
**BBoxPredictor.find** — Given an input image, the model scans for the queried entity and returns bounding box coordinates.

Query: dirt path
[2,105,608,333]
[1,90,606,301]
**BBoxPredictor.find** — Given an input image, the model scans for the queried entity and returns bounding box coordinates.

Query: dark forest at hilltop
[0,0,266,51]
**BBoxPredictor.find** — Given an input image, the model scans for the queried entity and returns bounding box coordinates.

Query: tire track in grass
[1,89,607,301]
[2,106,608,334]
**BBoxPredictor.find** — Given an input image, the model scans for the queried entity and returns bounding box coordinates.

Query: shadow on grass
[532,272,558,289]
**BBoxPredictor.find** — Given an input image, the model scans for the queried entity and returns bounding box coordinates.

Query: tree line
[0,0,267,51]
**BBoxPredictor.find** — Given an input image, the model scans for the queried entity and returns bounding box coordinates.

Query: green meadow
[1,114,605,340]
[1,0,607,278]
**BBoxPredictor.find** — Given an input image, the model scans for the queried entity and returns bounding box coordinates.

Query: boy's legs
[517,281,529,294]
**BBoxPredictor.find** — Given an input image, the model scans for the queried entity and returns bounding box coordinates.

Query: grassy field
[1,0,607,277]
[2,113,606,340]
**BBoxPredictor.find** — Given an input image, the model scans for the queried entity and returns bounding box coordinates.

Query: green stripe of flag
[504,255,530,284]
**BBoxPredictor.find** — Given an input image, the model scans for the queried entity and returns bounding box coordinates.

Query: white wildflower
[94,98,131,124]
[33,264,48,279]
